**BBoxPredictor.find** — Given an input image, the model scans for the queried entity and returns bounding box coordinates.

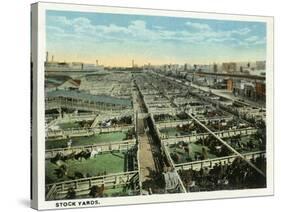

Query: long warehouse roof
[46,90,132,107]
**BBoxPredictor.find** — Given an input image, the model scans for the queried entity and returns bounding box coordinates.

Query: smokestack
[132,60,134,68]
[51,55,54,62]
[46,51,49,62]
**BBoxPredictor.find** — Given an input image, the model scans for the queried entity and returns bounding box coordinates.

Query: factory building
[222,62,237,73]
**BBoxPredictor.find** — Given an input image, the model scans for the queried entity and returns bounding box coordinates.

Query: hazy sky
[46,10,267,67]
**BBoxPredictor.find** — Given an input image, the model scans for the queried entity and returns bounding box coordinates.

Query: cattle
[66,187,76,199]
[74,171,84,179]
[54,164,68,179]
[74,150,91,161]
[89,184,105,198]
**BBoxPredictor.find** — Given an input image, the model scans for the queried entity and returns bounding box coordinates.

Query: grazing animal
[74,150,91,161]
[54,164,68,178]
[50,152,64,164]
[82,149,91,160]
[201,147,208,160]
[247,140,255,150]
[74,171,84,179]
[66,187,76,199]
[171,153,179,163]
[184,146,190,156]
[89,184,105,198]
[63,152,76,161]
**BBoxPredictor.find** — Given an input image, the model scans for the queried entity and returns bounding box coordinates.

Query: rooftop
[46,90,132,107]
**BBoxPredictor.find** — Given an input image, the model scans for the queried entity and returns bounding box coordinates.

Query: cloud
[130,20,146,30]
[253,37,266,45]
[245,36,259,42]
[48,16,72,26]
[47,26,64,34]
[232,27,251,35]
[47,15,264,49]
[185,21,211,31]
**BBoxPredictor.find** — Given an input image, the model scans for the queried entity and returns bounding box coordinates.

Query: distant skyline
[46,10,267,67]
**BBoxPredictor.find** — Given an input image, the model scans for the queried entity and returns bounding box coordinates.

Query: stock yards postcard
[31,2,274,210]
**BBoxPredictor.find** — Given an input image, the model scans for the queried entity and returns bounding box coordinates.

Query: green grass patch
[169,143,217,164]
[46,152,126,184]
[225,135,263,153]
[46,132,127,149]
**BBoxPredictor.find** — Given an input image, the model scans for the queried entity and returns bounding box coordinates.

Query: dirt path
[133,84,163,193]
[138,118,157,183]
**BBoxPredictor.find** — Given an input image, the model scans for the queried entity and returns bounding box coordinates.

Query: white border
[33,2,274,210]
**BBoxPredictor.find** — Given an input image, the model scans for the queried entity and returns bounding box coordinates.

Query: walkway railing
[161,127,257,145]
[46,171,139,200]
[45,139,137,159]
[156,116,234,129]
[47,125,134,139]
[174,151,265,171]
[46,99,131,112]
